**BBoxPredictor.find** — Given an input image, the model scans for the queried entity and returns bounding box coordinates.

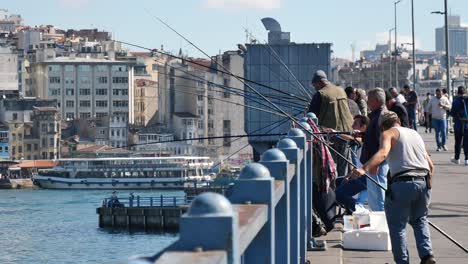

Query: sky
[3,0,468,60]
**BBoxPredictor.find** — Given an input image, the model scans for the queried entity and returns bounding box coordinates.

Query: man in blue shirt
[450,86,468,165]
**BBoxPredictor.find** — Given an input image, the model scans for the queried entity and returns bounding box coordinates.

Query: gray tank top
[387,126,430,177]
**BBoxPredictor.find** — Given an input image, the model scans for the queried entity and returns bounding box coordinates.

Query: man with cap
[308,70,354,177]
[350,111,435,264]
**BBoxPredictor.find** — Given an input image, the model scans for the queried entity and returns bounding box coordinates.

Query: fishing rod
[115,39,310,103]
[158,85,303,116]
[151,14,468,254]
[110,133,287,151]
[154,64,306,106]
[153,68,305,110]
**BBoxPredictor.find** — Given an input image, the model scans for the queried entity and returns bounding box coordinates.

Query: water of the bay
[0,189,179,264]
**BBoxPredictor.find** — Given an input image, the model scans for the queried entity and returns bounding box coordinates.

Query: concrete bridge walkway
[308,130,468,264]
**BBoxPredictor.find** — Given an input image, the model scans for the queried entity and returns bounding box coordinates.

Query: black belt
[392,176,426,183]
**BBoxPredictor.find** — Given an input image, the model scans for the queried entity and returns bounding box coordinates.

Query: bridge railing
[130,113,319,264]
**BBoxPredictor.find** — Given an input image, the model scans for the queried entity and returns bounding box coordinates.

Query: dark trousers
[330,138,351,177]
[313,183,336,232]
[335,176,367,213]
[454,128,468,160]
[424,112,432,131]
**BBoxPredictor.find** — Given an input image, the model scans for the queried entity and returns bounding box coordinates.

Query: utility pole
[444,0,451,100]
[394,0,402,89]
[389,28,395,88]
[411,0,417,93]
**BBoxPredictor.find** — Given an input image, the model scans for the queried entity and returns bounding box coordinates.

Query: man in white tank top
[349,111,435,264]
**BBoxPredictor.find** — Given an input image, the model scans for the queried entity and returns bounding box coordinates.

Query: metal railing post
[286,127,308,263]
[229,163,275,263]
[150,197,153,207]
[137,196,140,207]
[160,195,163,207]
[177,192,239,263]
[278,136,301,264]
[260,149,291,264]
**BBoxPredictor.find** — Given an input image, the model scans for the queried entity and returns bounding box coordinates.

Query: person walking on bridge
[450,86,468,165]
[350,111,435,264]
[427,89,451,151]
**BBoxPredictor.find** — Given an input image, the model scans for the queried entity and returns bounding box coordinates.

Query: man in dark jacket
[345,86,361,117]
[308,70,354,177]
[386,91,409,128]
[450,86,468,165]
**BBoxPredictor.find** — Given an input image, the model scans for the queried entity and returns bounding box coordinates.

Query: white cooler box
[343,229,391,251]
[343,212,392,251]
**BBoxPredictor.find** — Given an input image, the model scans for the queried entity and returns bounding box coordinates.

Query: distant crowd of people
[306,70,468,264]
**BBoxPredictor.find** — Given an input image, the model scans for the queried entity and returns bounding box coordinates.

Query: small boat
[32,156,213,190]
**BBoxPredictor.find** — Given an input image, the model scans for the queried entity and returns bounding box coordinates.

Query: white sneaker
[436,147,441,152]
[451,158,460,165]
[442,145,449,151]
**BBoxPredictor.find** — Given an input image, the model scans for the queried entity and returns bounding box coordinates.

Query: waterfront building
[0,98,59,160]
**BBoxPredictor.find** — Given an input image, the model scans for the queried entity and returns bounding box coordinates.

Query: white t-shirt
[395,94,407,104]
[427,96,451,119]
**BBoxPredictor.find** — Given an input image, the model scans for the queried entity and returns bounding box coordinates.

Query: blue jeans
[366,161,388,211]
[432,118,447,147]
[385,180,433,264]
[335,176,367,212]
[408,108,417,130]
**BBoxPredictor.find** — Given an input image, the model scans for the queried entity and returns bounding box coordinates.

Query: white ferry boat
[32,156,213,190]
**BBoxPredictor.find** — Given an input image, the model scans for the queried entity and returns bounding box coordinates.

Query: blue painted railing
[130,113,320,264]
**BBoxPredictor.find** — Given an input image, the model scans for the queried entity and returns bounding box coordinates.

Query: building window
[96,112,108,118]
[208,108,213,115]
[197,120,203,129]
[12,133,16,141]
[111,129,114,136]
[34,144,38,151]
[66,89,74,96]
[78,65,91,72]
[48,65,60,72]
[197,107,203,116]
[12,113,18,120]
[49,138,54,147]
[65,65,74,72]
[208,120,214,129]
[223,120,231,130]
[112,77,128,83]
[112,100,128,107]
[80,77,90,84]
[197,95,203,101]
[66,101,74,108]
[96,65,107,72]
[96,100,108,107]
[96,89,107,95]
[112,89,128,96]
[49,77,61,84]
[27,144,31,151]
[79,101,91,107]
[80,112,91,119]
[49,89,60,96]
[79,89,91,96]
[66,113,74,120]
[65,78,75,85]
[97,76,108,84]
[152,64,158,71]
